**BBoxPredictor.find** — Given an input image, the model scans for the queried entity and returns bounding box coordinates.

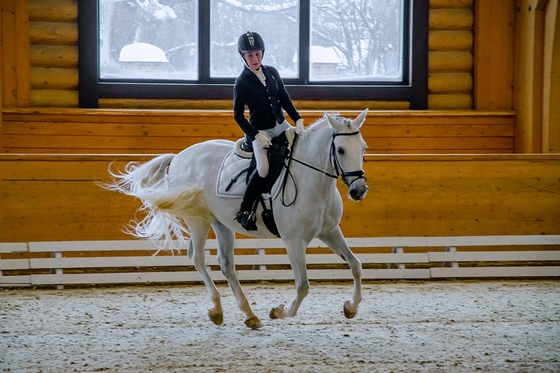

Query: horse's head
[325,109,369,201]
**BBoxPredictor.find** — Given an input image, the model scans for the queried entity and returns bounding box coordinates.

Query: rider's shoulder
[263,65,280,76]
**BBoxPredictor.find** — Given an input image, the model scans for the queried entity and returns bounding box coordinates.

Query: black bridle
[285,130,366,187]
[280,130,366,207]
[329,131,366,187]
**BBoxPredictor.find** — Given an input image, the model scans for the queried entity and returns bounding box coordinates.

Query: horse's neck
[292,123,335,185]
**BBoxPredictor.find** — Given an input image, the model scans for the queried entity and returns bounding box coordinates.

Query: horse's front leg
[318,226,362,318]
[186,223,224,326]
[212,222,262,329]
[269,239,309,319]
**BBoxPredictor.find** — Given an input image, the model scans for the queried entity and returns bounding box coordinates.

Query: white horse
[106,109,369,329]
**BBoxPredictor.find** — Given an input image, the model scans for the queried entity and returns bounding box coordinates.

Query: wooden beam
[0,2,2,150]
[474,0,515,110]
[28,0,77,22]
[1,0,17,107]
[542,0,560,152]
[14,0,30,107]
[1,109,516,154]
[429,30,473,50]
[514,0,546,152]
[0,0,30,108]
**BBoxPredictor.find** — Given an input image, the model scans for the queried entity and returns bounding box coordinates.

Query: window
[79,0,428,108]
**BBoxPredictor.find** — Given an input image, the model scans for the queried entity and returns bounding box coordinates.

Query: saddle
[217,131,292,237]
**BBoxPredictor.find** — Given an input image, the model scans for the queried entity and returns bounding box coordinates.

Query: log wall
[1,153,558,243]
[27,0,78,108]
[3,0,479,110]
[428,0,475,109]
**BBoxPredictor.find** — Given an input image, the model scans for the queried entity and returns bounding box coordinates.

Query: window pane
[210,0,299,78]
[310,0,403,82]
[99,0,198,80]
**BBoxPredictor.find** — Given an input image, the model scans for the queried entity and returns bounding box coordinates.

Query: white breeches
[252,139,269,177]
[252,120,291,178]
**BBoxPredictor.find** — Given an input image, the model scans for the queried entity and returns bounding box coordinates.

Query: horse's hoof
[208,309,224,325]
[269,304,285,319]
[343,300,357,319]
[245,316,263,329]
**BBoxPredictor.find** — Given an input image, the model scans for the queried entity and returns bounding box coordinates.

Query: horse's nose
[350,183,368,201]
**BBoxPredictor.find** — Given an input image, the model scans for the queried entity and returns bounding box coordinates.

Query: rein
[279,129,365,206]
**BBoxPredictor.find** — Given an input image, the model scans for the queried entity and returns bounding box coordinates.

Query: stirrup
[235,211,258,231]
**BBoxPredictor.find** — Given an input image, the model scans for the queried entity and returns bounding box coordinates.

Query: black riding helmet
[237,31,265,58]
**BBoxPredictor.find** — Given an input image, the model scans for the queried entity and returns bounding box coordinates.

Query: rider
[233,31,305,231]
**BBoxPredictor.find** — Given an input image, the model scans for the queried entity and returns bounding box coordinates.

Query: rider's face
[243,50,263,70]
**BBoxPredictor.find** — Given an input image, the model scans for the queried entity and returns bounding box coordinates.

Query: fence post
[51,251,64,289]
[388,247,405,269]
[443,246,459,268]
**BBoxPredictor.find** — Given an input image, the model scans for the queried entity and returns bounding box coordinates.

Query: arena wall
[1,153,558,244]
[1,109,516,154]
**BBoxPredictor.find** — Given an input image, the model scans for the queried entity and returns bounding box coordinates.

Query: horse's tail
[103,154,213,250]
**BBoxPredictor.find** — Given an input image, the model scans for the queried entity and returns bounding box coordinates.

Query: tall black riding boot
[235,171,267,231]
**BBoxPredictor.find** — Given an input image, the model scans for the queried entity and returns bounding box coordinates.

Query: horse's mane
[308,112,355,132]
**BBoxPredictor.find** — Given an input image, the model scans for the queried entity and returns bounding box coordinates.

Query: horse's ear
[353,108,369,129]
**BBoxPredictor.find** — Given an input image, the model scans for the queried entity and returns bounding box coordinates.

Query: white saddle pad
[216,129,296,198]
[216,139,252,198]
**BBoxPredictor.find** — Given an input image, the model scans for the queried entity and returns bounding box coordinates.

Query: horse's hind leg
[212,221,262,329]
[318,227,362,318]
[186,222,224,325]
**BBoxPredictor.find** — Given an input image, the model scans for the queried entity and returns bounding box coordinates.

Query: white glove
[295,118,305,134]
[255,131,272,148]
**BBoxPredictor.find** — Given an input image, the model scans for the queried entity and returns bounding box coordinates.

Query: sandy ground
[1,280,559,373]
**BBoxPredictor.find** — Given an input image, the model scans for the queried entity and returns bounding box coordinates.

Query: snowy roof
[119,43,169,63]
[293,46,343,64]
[310,46,342,64]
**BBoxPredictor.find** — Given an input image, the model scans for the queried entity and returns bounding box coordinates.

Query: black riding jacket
[233,65,302,142]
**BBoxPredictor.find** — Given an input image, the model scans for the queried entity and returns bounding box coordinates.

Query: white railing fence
[1,236,560,288]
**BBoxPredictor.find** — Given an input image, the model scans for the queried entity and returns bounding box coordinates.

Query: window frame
[78,0,428,109]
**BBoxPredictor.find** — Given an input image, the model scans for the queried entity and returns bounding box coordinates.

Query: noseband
[330,131,366,187]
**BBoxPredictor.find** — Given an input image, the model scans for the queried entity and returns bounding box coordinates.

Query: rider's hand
[295,118,305,134]
[255,131,272,148]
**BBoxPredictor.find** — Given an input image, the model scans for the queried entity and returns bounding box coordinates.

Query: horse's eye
[337,148,345,155]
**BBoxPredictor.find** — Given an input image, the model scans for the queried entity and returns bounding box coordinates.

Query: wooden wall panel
[0,7,2,151]
[1,0,30,108]
[1,0,18,107]
[542,0,560,152]
[514,0,560,153]
[1,109,516,154]
[0,8,4,153]
[474,0,515,110]
[1,153,558,243]
[341,154,560,237]
[514,0,545,153]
